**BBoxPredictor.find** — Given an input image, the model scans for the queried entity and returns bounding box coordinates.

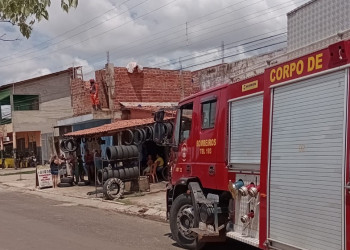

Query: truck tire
[129,145,139,158]
[113,169,120,179]
[133,129,144,145]
[60,177,74,184]
[116,146,123,160]
[125,146,133,159]
[120,145,129,159]
[97,169,103,185]
[106,146,117,160]
[133,166,139,177]
[107,169,113,179]
[103,178,125,200]
[58,182,71,187]
[60,140,69,153]
[164,122,173,139]
[118,168,125,180]
[64,138,78,152]
[103,170,108,181]
[144,126,153,141]
[123,129,134,145]
[124,167,131,179]
[170,194,205,250]
[153,122,165,143]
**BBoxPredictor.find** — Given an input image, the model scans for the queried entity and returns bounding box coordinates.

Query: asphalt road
[0,188,258,250]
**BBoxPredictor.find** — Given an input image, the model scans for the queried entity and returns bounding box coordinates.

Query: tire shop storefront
[63,117,174,197]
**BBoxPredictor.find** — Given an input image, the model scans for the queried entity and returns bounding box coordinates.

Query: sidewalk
[0,167,168,221]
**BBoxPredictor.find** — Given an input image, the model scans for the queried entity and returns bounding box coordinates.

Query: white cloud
[0,0,309,85]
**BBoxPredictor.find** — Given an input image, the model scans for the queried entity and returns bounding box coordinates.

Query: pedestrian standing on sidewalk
[50,155,60,188]
[84,149,94,185]
[77,155,84,182]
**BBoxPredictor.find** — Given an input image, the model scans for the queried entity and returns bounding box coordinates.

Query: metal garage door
[269,70,347,250]
[229,94,263,169]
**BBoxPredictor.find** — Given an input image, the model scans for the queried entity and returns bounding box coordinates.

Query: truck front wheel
[170,194,204,250]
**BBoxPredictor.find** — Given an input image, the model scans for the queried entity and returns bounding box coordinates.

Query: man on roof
[89,79,101,111]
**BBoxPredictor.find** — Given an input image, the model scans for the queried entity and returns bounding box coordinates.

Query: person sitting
[143,155,154,175]
[154,153,164,178]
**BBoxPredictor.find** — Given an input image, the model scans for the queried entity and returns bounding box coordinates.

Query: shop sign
[37,165,53,188]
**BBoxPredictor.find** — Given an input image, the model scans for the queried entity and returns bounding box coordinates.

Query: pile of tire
[153,122,174,144]
[122,126,154,145]
[57,176,74,187]
[105,145,139,161]
[60,138,78,153]
[97,165,140,184]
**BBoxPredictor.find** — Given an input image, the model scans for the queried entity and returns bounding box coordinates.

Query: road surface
[0,188,257,250]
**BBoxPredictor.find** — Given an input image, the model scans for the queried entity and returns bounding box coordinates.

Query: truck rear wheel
[170,194,204,250]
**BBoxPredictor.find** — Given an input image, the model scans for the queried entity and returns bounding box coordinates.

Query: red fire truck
[163,40,350,250]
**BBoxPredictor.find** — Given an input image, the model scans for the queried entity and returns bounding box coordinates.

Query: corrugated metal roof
[64,118,171,137]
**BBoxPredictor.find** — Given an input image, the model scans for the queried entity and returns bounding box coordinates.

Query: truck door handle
[345,183,350,194]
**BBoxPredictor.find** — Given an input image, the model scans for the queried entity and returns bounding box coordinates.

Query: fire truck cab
[165,40,350,250]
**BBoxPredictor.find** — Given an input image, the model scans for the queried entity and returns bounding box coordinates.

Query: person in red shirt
[89,79,101,110]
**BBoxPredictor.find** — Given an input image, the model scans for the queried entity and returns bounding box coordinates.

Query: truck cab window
[175,103,193,144]
[201,100,216,129]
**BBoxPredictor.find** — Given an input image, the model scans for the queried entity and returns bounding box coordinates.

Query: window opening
[201,100,216,129]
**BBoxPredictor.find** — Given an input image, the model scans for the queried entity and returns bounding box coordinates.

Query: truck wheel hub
[177,205,195,239]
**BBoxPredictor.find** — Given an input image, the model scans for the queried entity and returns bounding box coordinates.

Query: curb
[0,182,168,223]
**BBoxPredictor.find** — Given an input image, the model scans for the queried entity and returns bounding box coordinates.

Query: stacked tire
[97,166,139,184]
[58,176,74,187]
[154,122,173,143]
[121,126,155,145]
[105,145,139,161]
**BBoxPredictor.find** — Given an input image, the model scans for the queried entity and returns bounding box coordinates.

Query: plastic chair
[146,165,158,183]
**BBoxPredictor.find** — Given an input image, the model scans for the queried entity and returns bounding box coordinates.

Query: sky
[0,0,310,85]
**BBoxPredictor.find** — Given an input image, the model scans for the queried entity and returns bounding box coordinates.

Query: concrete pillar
[12,132,16,168]
[105,63,115,110]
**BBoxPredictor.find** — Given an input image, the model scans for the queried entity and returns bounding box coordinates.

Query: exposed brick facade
[72,67,200,117]
[71,78,92,116]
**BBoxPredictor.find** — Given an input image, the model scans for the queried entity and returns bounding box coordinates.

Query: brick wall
[71,78,91,116]
[192,49,285,90]
[113,67,198,109]
[72,67,200,117]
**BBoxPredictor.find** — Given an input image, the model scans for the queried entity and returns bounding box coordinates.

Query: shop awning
[64,117,172,137]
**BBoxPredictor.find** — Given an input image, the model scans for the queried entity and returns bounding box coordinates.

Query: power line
[0,0,176,66]
[0,0,138,62]
[0,0,296,68]
[181,41,286,70]
[150,32,286,68]
[135,0,302,64]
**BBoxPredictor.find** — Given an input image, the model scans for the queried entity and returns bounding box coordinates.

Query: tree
[0,0,78,40]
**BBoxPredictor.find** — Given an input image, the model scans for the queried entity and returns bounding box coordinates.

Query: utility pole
[186,22,189,46]
[221,41,225,64]
[179,58,185,100]
[105,51,115,113]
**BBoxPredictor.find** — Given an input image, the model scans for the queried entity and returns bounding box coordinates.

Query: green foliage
[0,0,78,39]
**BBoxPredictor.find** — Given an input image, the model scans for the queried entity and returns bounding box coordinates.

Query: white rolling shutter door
[269,70,346,250]
[229,95,263,166]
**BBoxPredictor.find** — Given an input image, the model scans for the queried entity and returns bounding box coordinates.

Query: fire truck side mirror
[154,110,165,122]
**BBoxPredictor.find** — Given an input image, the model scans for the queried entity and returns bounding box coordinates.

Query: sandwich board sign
[37,165,53,188]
